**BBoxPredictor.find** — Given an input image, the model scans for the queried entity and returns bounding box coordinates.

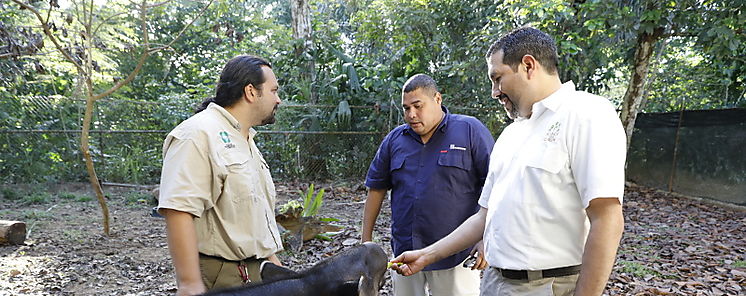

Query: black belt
[198,253,262,263]
[499,265,581,280]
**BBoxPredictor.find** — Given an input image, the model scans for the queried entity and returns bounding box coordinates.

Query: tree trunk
[620,27,665,150]
[290,0,316,102]
[0,220,27,245]
[290,0,312,45]
[82,94,110,236]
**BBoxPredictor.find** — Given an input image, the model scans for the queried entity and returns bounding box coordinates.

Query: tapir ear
[260,262,298,282]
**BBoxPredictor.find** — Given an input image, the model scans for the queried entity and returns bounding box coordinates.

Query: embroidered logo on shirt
[545,122,561,143]
[219,131,231,143]
[449,144,467,151]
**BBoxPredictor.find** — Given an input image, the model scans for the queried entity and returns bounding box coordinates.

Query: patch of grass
[733,260,746,268]
[123,191,153,206]
[619,260,660,278]
[22,191,52,205]
[2,187,22,200]
[21,209,53,221]
[62,229,86,242]
[76,195,93,202]
[58,192,83,200]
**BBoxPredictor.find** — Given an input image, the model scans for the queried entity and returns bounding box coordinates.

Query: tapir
[202,242,388,296]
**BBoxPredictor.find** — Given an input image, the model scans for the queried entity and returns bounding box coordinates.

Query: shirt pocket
[437,150,470,171]
[525,144,566,174]
[390,155,406,172]
[221,150,256,203]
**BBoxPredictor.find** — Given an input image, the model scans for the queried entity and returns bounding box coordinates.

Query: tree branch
[148,0,215,53]
[92,0,150,100]
[11,0,85,74]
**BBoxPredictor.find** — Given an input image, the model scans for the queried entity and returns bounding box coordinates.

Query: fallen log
[0,220,26,245]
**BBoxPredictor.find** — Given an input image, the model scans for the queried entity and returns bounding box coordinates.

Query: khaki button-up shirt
[158,103,283,261]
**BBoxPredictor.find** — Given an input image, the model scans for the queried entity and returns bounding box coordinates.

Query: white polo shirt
[478,81,626,271]
[158,103,283,261]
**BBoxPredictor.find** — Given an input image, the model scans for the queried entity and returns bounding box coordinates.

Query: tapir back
[202,242,388,296]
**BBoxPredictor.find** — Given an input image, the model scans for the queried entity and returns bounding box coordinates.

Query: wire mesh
[0,95,504,184]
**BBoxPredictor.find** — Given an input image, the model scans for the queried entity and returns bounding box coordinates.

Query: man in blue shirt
[362,74,494,296]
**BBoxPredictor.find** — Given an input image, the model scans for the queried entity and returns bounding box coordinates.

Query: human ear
[244,84,256,102]
[522,55,536,79]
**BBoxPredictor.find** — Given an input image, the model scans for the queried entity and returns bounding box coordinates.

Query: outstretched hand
[389,249,431,276]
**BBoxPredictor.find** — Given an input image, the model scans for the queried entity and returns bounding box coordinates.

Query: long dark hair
[196,55,272,113]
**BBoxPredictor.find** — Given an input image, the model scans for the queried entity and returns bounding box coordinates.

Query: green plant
[301,183,325,218]
[21,209,52,220]
[76,195,93,202]
[58,192,81,200]
[1,187,21,200]
[619,260,660,278]
[62,229,86,242]
[124,191,152,206]
[733,260,746,268]
[22,191,51,204]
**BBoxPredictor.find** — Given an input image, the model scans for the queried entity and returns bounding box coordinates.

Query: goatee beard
[259,106,278,125]
[260,115,275,125]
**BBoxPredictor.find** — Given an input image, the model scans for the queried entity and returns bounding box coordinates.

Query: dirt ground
[0,181,744,296]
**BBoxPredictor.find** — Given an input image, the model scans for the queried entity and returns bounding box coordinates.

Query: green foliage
[1,187,22,200]
[733,260,746,268]
[1,0,743,184]
[123,191,154,206]
[21,209,53,221]
[76,195,93,203]
[22,191,52,205]
[301,183,324,217]
[619,260,660,278]
[58,192,82,200]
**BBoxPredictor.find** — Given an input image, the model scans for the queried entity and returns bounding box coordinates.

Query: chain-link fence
[3,96,745,205]
[0,95,505,184]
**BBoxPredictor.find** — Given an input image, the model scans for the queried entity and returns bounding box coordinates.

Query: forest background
[1,0,744,186]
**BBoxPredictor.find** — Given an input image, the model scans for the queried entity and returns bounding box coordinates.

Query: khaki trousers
[199,254,266,291]
[479,267,579,296]
[391,263,481,296]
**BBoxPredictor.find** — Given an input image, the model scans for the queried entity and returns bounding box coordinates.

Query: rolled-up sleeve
[158,136,214,217]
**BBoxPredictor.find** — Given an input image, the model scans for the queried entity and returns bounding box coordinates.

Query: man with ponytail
[158,55,284,295]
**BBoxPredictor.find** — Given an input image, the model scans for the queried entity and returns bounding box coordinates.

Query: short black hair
[197,55,271,113]
[485,27,559,75]
[402,74,438,95]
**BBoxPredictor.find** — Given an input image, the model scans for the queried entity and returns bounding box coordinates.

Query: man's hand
[176,281,206,296]
[389,249,433,276]
[469,240,488,270]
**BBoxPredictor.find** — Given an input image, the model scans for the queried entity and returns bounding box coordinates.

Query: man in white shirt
[390,27,626,296]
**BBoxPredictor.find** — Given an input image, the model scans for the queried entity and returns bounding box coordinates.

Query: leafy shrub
[58,192,81,200]
[1,187,22,200]
[124,191,153,206]
[22,191,51,204]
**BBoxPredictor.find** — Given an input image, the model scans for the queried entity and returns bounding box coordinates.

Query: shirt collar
[402,105,451,135]
[207,102,242,131]
[530,81,575,119]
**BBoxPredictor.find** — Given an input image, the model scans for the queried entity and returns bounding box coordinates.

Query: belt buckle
[527,270,542,281]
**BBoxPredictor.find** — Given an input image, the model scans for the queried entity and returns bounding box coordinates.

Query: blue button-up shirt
[366,106,494,270]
